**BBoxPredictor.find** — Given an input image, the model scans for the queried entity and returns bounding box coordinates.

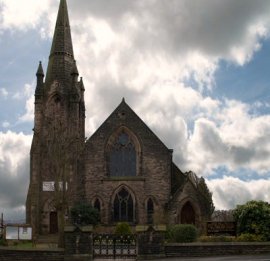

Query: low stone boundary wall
[165,242,270,257]
[0,247,64,261]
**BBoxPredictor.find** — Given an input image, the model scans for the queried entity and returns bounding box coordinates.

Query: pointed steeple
[36,61,44,77]
[35,61,44,95]
[45,0,75,90]
[50,0,73,57]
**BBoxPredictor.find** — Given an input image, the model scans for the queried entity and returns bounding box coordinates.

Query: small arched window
[147,198,154,224]
[109,132,136,177]
[113,187,134,222]
[94,198,101,213]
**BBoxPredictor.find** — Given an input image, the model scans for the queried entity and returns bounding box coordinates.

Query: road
[95,255,270,261]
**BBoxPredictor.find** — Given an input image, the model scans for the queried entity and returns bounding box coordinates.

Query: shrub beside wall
[114,222,132,235]
[167,224,198,243]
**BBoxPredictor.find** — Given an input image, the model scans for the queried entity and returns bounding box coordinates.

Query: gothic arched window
[109,132,136,177]
[147,198,154,224]
[113,187,134,222]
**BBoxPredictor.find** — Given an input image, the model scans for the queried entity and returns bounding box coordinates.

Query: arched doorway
[113,187,134,223]
[49,211,58,234]
[181,201,195,225]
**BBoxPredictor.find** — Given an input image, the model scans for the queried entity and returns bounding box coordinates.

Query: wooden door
[49,211,58,234]
[181,202,195,225]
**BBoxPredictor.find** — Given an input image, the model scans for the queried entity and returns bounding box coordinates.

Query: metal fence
[93,234,136,259]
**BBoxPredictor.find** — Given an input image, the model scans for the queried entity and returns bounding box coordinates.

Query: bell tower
[26,0,85,236]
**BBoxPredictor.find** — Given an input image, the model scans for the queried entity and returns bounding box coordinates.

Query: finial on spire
[122,97,125,103]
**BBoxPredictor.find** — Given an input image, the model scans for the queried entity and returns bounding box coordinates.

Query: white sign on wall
[6,226,32,240]
[19,227,32,240]
[43,181,68,191]
[43,181,55,191]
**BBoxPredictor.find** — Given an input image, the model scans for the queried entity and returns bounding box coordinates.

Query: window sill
[103,176,145,182]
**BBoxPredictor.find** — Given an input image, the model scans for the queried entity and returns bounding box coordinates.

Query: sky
[0,0,270,221]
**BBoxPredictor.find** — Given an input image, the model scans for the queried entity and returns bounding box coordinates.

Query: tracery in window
[109,132,136,177]
[113,187,134,222]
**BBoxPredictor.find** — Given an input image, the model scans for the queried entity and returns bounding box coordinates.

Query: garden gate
[93,234,136,259]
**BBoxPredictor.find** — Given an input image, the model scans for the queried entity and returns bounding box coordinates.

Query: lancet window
[113,187,134,222]
[147,198,154,224]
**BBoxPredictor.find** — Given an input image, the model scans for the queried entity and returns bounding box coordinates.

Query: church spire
[50,0,73,57]
[45,0,75,89]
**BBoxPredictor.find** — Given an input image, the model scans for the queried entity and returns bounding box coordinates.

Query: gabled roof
[86,98,172,152]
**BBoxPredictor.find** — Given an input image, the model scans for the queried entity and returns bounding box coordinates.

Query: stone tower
[26,0,85,235]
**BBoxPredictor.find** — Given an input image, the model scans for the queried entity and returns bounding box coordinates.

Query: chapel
[26,0,214,236]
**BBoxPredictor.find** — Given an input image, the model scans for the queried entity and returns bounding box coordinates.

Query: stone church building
[26,0,214,236]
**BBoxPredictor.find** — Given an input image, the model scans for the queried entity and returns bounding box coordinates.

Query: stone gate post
[64,225,93,261]
[136,225,166,260]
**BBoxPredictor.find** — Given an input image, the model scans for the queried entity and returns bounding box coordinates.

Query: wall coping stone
[166,242,270,246]
[0,247,64,252]
[64,225,93,232]
[136,225,167,232]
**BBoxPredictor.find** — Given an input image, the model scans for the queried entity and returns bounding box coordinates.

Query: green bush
[236,233,264,242]
[70,202,100,226]
[167,224,198,243]
[0,238,7,246]
[233,200,270,241]
[114,222,132,236]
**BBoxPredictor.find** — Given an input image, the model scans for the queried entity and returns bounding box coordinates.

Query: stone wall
[0,248,64,261]
[165,242,270,257]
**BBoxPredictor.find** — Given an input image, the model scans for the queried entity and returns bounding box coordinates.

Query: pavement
[139,254,270,261]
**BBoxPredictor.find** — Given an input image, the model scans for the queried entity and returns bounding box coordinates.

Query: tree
[197,177,215,218]
[70,202,100,226]
[233,200,270,241]
[46,118,83,247]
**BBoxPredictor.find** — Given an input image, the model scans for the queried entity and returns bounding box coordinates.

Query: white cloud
[186,99,270,175]
[0,131,31,219]
[0,0,53,32]
[207,176,270,210]
[18,84,35,122]
[0,88,8,98]
[2,121,10,128]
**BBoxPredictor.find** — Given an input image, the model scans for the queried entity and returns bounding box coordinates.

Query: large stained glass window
[109,132,136,177]
[113,187,134,222]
